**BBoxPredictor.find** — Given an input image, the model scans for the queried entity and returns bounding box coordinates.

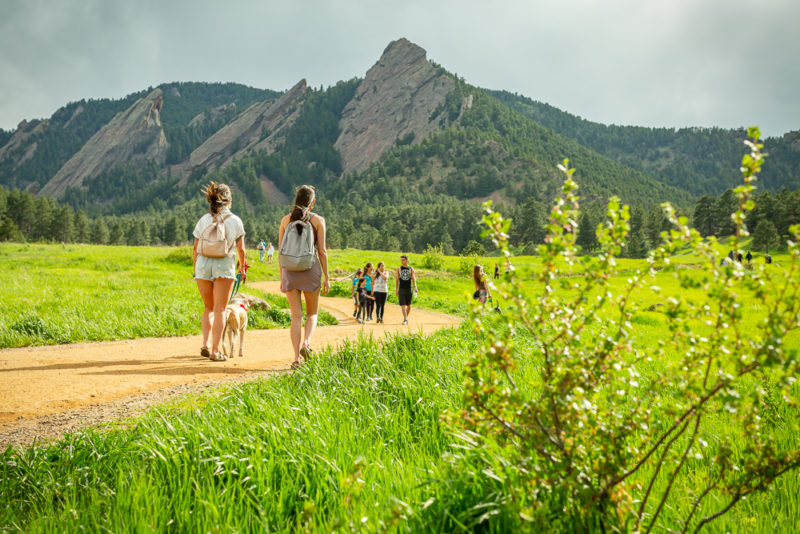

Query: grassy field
[1,241,798,532]
[0,243,335,348]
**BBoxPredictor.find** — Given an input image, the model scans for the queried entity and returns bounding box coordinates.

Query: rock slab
[334,38,455,174]
[39,89,168,198]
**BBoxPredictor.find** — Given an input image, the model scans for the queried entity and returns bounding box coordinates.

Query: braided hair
[290,185,315,235]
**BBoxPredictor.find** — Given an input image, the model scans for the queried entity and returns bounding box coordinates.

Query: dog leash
[229,260,250,303]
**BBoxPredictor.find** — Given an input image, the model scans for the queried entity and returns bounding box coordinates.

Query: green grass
[1,241,798,532]
[0,243,335,348]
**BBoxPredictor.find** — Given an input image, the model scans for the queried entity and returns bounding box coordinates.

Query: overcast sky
[1,0,798,137]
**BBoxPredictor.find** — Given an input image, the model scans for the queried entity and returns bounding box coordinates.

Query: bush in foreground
[454,128,800,532]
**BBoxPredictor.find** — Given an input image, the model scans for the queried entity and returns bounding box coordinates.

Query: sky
[1,0,798,137]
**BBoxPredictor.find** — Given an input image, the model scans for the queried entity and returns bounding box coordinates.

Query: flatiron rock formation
[0,119,47,170]
[334,38,455,174]
[39,89,167,198]
[181,80,307,177]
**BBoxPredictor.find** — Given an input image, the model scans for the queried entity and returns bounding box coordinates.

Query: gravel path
[0,282,460,449]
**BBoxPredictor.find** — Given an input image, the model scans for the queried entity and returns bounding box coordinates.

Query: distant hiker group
[351,255,417,325]
[720,249,771,267]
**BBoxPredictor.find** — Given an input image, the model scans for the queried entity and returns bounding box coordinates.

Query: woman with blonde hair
[279,185,329,369]
[192,182,246,361]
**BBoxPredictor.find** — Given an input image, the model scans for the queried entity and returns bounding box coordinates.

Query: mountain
[0,82,278,193]
[39,89,168,198]
[1,37,798,256]
[179,79,308,179]
[486,90,800,195]
[334,38,456,173]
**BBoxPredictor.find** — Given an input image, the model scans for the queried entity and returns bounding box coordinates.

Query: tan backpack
[197,213,233,258]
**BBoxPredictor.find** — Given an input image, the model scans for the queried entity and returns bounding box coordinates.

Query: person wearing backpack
[278,185,329,369]
[192,182,246,362]
[257,239,266,262]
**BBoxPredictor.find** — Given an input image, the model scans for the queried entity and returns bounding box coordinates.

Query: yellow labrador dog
[221,296,249,358]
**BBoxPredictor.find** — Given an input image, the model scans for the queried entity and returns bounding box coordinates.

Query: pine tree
[752,219,779,253]
[110,221,125,245]
[52,205,74,242]
[440,232,455,255]
[693,195,716,236]
[576,212,597,252]
[91,219,110,244]
[73,210,91,243]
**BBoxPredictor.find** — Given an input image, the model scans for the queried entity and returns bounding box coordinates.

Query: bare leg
[303,289,320,349]
[211,278,235,355]
[285,289,304,362]
[196,279,214,349]
[401,305,410,321]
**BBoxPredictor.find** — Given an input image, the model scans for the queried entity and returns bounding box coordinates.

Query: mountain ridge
[0,38,797,221]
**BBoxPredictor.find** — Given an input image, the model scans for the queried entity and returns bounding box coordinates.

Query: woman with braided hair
[192,182,246,362]
[278,185,330,369]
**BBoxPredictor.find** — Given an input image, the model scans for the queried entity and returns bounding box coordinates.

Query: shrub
[421,243,445,270]
[462,239,486,256]
[162,246,193,265]
[452,129,800,532]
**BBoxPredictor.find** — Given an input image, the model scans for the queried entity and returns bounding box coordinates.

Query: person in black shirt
[395,254,417,325]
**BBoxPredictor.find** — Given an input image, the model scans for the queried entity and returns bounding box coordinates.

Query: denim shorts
[195,255,236,281]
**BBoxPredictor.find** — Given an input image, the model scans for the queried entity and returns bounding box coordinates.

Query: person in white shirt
[192,182,246,362]
[267,242,275,264]
[372,261,389,323]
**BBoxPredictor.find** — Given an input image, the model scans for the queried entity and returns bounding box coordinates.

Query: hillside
[1,38,797,256]
[0,82,278,193]
[487,89,800,195]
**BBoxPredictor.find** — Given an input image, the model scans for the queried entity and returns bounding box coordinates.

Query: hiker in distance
[267,241,275,264]
[192,182,246,362]
[257,238,266,262]
[279,185,329,369]
[395,254,417,325]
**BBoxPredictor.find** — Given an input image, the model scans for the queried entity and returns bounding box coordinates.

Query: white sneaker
[402,320,408,325]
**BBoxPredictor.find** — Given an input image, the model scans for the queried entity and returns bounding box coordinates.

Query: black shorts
[398,289,413,306]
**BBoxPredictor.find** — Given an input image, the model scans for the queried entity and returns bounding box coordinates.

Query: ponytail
[290,185,315,235]
[201,181,232,216]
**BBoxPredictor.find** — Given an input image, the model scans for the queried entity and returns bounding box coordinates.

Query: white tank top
[372,271,388,292]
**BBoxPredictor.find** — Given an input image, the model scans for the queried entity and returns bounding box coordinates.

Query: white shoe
[402,320,408,325]
[210,352,227,361]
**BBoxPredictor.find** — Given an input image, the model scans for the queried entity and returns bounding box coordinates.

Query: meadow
[0,241,798,532]
[0,243,336,348]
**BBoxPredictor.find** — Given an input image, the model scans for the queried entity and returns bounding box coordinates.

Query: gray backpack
[197,213,233,258]
[280,216,316,271]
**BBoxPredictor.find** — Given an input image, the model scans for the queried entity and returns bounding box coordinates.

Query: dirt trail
[0,281,460,448]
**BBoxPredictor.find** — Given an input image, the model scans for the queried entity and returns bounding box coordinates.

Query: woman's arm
[192,238,199,274]
[236,237,246,276]
[315,216,330,294]
[277,216,288,287]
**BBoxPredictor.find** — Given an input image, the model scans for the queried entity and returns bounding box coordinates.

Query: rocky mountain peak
[179,79,307,179]
[334,38,455,174]
[39,88,168,198]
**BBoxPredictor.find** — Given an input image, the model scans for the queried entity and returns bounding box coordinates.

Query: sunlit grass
[0,243,334,348]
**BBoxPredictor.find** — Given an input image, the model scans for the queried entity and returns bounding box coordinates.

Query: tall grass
[2,321,797,532]
[0,328,478,532]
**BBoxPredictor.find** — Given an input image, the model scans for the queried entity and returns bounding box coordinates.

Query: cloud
[0,0,798,136]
